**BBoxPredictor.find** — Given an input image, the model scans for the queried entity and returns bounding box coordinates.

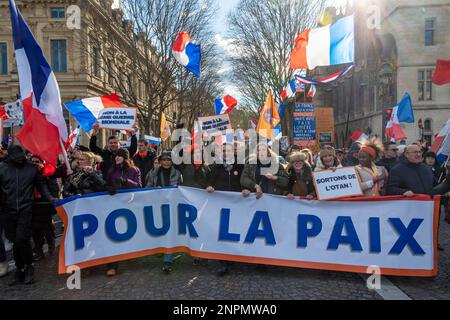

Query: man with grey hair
[387,144,434,197]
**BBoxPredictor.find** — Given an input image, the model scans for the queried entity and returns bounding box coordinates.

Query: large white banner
[55,187,439,277]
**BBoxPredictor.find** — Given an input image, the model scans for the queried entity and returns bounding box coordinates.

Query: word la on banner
[56,187,439,277]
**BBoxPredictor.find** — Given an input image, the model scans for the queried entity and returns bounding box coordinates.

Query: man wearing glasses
[387,144,434,197]
[376,142,399,173]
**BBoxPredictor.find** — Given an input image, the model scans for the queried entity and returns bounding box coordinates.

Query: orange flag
[160,112,171,141]
[256,90,280,140]
[290,30,309,69]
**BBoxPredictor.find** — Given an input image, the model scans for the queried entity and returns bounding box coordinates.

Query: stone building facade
[311,0,450,148]
[0,0,179,146]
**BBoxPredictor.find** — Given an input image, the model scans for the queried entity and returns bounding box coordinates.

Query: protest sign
[119,140,131,148]
[56,186,438,277]
[198,114,232,137]
[293,103,316,147]
[97,107,137,131]
[2,100,24,128]
[313,167,363,201]
[316,107,334,146]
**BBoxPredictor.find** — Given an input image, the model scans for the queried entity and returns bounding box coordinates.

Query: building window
[51,40,67,72]
[0,43,7,75]
[424,118,433,147]
[51,7,66,19]
[92,47,101,78]
[425,18,435,46]
[418,70,433,101]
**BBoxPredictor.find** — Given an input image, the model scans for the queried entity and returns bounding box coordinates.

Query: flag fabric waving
[295,64,354,85]
[290,15,354,70]
[256,91,280,140]
[215,95,238,115]
[281,80,296,102]
[64,94,124,132]
[351,129,369,143]
[65,125,81,151]
[307,84,317,98]
[160,112,171,141]
[430,119,450,157]
[395,93,415,123]
[432,60,450,85]
[9,0,68,167]
[172,32,201,77]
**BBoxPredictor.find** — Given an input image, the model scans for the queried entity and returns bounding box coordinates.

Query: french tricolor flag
[281,80,296,102]
[9,0,68,167]
[215,95,238,115]
[64,94,124,132]
[290,15,354,70]
[172,32,201,77]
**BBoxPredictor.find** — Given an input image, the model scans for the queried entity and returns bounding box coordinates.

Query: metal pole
[59,138,73,175]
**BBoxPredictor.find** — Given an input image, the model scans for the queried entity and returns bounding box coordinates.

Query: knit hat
[7,145,25,161]
[319,146,336,159]
[159,151,172,161]
[116,148,130,160]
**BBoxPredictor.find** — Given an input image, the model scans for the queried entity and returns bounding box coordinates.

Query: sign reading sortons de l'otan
[97,107,137,131]
[293,103,316,147]
[313,167,363,201]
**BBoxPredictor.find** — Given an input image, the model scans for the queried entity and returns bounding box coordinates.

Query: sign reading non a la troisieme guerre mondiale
[197,114,232,137]
[313,167,364,201]
[97,107,137,131]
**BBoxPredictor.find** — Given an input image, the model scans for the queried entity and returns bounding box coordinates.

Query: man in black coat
[376,142,399,173]
[204,143,244,276]
[89,122,138,178]
[387,144,434,197]
[132,139,156,186]
[0,145,56,285]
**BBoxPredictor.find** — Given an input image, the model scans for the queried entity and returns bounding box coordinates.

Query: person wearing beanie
[145,150,182,274]
[132,139,157,186]
[0,145,57,285]
[355,138,388,197]
[286,152,316,200]
[104,148,142,277]
[314,146,342,172]
[423,151,444,186]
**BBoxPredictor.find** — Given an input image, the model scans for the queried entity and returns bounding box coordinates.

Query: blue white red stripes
[172,32,201,77]
[215,95,238,115]
[64,94,124,132]
[290,15,354,70]
[9,0,68,166]
[295,64,354,85]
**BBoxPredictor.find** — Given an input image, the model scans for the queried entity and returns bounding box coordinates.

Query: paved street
[0,214,449,300]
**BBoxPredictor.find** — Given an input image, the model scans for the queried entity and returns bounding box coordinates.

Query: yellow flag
[160,112,171,141]
[256,90,280,140]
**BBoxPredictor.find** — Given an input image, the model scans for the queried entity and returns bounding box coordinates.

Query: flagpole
[59,138,73,175]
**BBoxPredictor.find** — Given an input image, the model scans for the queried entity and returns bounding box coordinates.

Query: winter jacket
[386,159,434,195]
[106,164,142,189]
[205,163,244,192]
[132,151,156,186]
[89,134,138,178]
[287,167,315,197]
[179,164,208,189]
[0,160,53,214]
[376,157,399,173]
[240,154,289,195]
[146,166,182,187]
[63,169,107,198]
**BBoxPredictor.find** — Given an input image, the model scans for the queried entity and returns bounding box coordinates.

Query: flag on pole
[430,119,450,157]
[9,0,68,167]
[256,91,280,140]
[281,80,296,102]
[290,15,354,70]
[65,125,81,150]
[160,112,171,141]
[307,84,317,98]
[172,32,201,77]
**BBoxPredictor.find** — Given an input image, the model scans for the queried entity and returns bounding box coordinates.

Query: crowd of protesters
[0,124,449,285]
